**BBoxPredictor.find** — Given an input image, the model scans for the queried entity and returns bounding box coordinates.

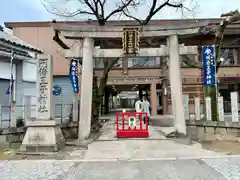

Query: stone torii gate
[52,22,203,142]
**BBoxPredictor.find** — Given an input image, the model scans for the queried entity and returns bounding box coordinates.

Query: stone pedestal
[20,120,64,152]
[20,55,65,153]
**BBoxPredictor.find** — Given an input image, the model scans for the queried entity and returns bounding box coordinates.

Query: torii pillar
[167,35,187,135]
[78,37,94,141]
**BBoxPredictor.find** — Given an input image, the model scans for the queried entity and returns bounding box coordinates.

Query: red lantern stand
[116,111,149,138]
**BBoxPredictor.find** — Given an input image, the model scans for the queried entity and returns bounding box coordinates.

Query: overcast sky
[1,0,240,26]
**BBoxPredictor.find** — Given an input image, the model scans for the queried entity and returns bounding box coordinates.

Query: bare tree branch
[182,55,202,68]
[42,0,138,25]
[215,10,240,71]
[98,58,119,97]
[105,0,139,21]
[123,0,195,25]
[83,0,98,14]
[182,10,240,70]
[41,0,95,17]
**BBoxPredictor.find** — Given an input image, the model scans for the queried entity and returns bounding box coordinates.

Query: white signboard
[217,96,224,122]
[231,92,239,122]
[128,117,136,128]
[205,97,212,121]
[194,97,201,120]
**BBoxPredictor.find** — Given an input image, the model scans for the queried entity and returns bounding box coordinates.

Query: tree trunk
[91,76,109,132]
[90,58,119,132]
[161,57,168,114]
[204,86,218,121]
[91,72,102,132]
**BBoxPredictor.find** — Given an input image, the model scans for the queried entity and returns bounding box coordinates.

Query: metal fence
[0,104,73,129]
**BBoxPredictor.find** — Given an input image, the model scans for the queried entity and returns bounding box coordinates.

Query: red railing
[116,111,149,138]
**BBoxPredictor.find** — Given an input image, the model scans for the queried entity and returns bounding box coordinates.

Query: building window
[95,58,122,68]
[112,59,122,68]
[180,55,198,67]
[128,57,161,68]
[95,58,104,68]
[219,83,240,113]
[220,48,237,65]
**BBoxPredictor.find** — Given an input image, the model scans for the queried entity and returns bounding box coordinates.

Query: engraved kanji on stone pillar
[36,55,54,120]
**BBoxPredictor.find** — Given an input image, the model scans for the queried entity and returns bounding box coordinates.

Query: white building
[0,26,42,121]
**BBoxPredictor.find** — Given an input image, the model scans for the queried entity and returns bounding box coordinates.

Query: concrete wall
[12,27,69,75]
[187,120,240,142]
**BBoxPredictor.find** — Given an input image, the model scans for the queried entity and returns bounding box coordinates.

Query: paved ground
[1,118,240,179]
[203,157,240,180]
[15,120,231,161]
[83,120,225,161]
[0,157,240,180]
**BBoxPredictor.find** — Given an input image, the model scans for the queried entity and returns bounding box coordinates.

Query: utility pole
[9,50,16,127]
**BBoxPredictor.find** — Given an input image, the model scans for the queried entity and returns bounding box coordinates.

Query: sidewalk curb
[7,155,240,162]
[71,154,240,162]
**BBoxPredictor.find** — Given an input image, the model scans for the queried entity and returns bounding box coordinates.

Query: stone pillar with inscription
[20,55,65,152]
[205,97,212,121]
[217,96,224,122]
[194,97,201,120]
[167,35,186,135]
[231,92,239,122]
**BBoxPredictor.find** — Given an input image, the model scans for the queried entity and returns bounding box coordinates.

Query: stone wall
[187,120,240,142]
[0,124,78,144]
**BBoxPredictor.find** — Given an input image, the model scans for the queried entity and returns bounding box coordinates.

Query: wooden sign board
[122,27,140,55]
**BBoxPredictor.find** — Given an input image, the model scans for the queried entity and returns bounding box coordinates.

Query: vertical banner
[202,45,216,86]
[69,59,79,93]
